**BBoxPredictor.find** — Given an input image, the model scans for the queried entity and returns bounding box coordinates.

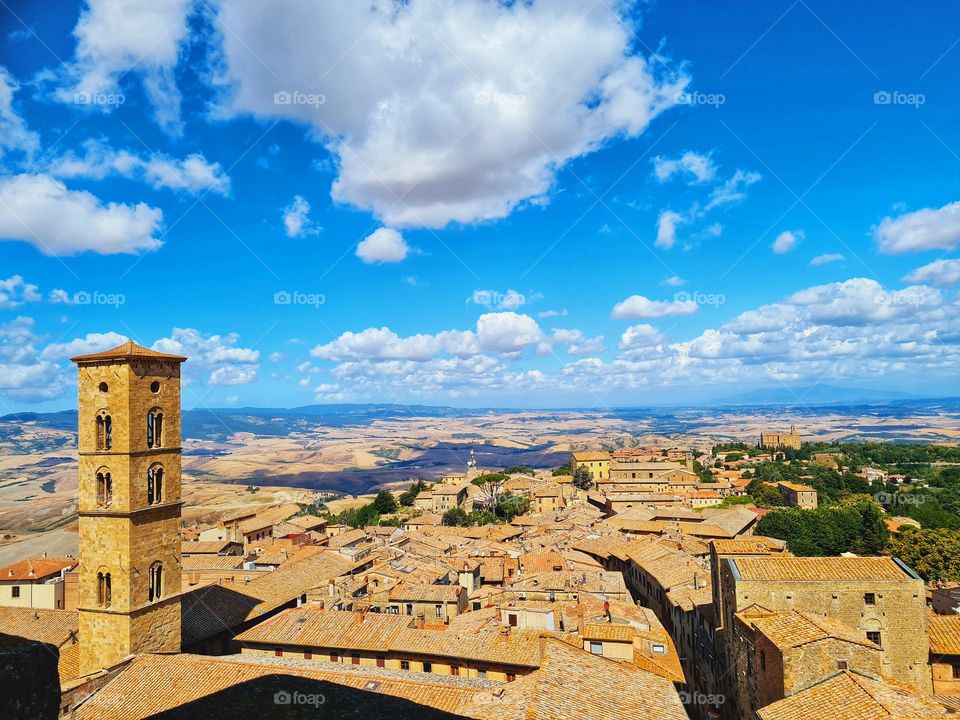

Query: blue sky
[1,0,959,411]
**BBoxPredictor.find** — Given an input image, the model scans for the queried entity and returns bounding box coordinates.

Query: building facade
[72,341,186,676]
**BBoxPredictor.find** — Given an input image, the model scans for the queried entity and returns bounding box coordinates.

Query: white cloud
[40,332,127,362]
[356,228,409,264]
[652,151,716,184]
[282,195,315,238]
[874,201,960,253]
[902,258,960,287]
[209,0,688,228]
[656,210,684,249]
[0,67,39,162]
[772,229,803,254]
[55,0,193,134]
[705,169,762,211]
[0,318,68,402]
[49,140,231,196]
[477,312,543,354]
[612,294,698,319]
[810,253,844,266]
[0,276,41,309]
[662,275,685,287]
[311,327,477,362]
[152,328,260,386]
[549,329,606,355]
[0,174,163,255]
[618,324,665,351]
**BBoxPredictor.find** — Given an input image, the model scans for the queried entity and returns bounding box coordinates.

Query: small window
[376,656,385,668]
[953,665,960,679]
[351,655,359,665]
[405,603,413,616]
[304,651,312,660]
[589,641,603,655]
[477,669,487,679]
[150,381,160,393]
[435,604,442,618]
[508,614,518,627]
[866,631,882,647]
[838,661,848,670]
[400,660,410,671]
[11,586,20,598]
[330,652,339,663]
[98,382,108,393]
[506,673,516,682]
[864,593,876,605]
[275,648,282,657]
[451,665,460,676]
[652,643,666,655]
[422,662,432,673]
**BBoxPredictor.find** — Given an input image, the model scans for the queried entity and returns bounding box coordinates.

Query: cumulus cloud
[152,328,260,386]
[208,0,688,228]
[612,294,698,319]
[548,329,606,356]
[55,0,193,134]
[874,201,960,253]
[618,323,665,351]
[0,276,41,309]
[810,253,844,266]
[902,258,960,287]
[356,228,409,264]
[282,195,315,238]
[652,151,716,184]
[0,317,68,402]
[0,174,163,255]
[0,67,39,162]
[477,312,543,355]
[772,229,803,254]
[656,210,684,249]
[662,275,685,287]
[40,332,127,362]
[49,140,231,196]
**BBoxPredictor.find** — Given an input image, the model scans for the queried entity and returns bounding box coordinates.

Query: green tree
[372,490,398,515]
[889,528,960,582]
[503,465,535,476]
[552,463,572,476]
[442,507,470,526]
[398,480,427,507]
[572,466,593,491]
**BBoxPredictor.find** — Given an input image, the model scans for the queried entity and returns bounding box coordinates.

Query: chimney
[355,609,365,624]
[415,616,425,630]
[328,578,336,597]
[604,600,611,622]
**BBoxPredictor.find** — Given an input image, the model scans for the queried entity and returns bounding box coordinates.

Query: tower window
[866,631,882,647]
[147,465,164,505]
[148,562,164,602]
[97,572,112,607]
[147,409,164,449]
[96,471,112,508]
[98,382,108,393]
[150,381,160,393]
[96,412,112,450]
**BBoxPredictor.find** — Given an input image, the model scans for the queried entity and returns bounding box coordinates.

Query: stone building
[777,481,818,509]
[71,340,186,676]
[716,555,930,718]
[928,615,960,697]
[759,428,801,450]
[0,557,77,609]
[571,451,610,482]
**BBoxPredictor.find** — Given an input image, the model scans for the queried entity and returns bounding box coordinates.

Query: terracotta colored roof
[733,557,916,582]
[756,671,947,720]
[521,551,566,575]
[387,583,463,602]
[778,481,817,493]
[743,610,880,650]
[711,538,786,556]
[235,608,543,668]
[460,638,689,720]
[571,452,610,461]
[929,615,960,656]
[181,541,240,555]
[0,606,78,647]
[0,556,76,581]
[70,339,186,363]
[581,623,634,642]
[74,652,493,720]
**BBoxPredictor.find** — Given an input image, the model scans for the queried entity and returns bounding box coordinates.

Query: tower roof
[70,339,187,364]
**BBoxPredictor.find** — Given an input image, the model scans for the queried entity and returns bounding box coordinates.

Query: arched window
[147,464,164,505]
[97,571,112,607]
[96,470,112,508]
[147,409,164,449]
[149,562,163,602]
[96,411,112,450]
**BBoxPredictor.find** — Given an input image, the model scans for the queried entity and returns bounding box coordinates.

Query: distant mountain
[712,384,919,406]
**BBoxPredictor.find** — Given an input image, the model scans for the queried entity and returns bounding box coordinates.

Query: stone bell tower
[71,340,186,676]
